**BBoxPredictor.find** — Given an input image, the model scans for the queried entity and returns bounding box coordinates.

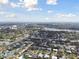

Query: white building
[52,55,57,59]
[11,25,17,30]
[19,55,24,59]
[38,53,43,58]
[44,54,49,58]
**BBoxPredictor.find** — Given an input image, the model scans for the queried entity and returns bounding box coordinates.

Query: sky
[0,0,79,22]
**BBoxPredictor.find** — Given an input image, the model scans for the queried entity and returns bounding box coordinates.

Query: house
[38,53,43,58]
[44,54,49,59]
[19,55,24,59]
[59,56,66,59]
[52,55,57,59]
[32,54,38,59]
[11,25,17,30]
[53,49,58,52]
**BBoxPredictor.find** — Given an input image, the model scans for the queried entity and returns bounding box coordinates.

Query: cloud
[10,0,39,11]
[45,17,49,20]
[19,0,42,11]
[47,0,58,5]
[0,0,38,10]
[10,2,21,8]
[19,0,23,2]
[57,13,76,17]
[23,0,38,8]
[0,0,8,4]
[5,13,16,18]
[0,11,6,15]
[0,11,79,22]
[10,2,18,8]
[48,10,53,13]
[27,7,42,11]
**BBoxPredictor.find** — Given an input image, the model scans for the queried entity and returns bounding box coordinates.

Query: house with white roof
[52,55,57,59]
[44,54,49,58]
[38,53,43,58]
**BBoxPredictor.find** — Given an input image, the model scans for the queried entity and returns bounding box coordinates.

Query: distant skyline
[0,0,79,22]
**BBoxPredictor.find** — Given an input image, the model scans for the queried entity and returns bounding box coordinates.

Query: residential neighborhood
[0,23,79,59]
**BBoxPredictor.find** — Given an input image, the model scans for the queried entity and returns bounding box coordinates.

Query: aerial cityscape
[0,0,79,59]
[0,22,79,59]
